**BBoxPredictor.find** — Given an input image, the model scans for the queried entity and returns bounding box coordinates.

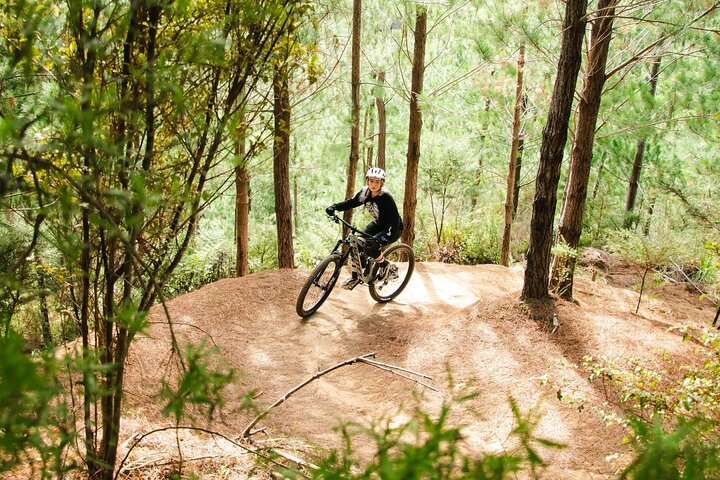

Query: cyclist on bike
[326,167,403,290]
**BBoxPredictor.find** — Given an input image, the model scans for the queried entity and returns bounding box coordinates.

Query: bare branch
[241,353,437,439]
[241,353,377,438]
[114,425,313,480]
[596,113,717,139]
[359,357,439,392]
[605,1,720,78]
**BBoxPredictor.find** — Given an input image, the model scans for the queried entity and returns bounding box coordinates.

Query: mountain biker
[326,167,403,290]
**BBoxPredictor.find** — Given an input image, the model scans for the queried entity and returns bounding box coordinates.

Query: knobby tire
[369,243,415,303]
[296,253,342,318]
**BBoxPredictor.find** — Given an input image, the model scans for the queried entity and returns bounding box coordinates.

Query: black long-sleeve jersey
[333,186,403,233]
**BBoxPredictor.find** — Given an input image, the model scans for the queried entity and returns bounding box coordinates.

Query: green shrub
[453,218,502,265]
[163,246,233,298]
[578,326,720,478]
[0,225,28,338]
[0,332,72,476]
[278,395,563,479]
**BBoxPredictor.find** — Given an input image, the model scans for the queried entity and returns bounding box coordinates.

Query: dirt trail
[121,261,715,478]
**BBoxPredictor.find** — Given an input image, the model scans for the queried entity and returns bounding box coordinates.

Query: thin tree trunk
[591,152,606,200]
[375,70,386,169]
[365,102,375,173]
[235,119,249,277]
[625,56,661,224]
[471,98,491,209]
[294,174,298,233]
[550,0,617,299]
[38,269,53,348]
[80,208,96,476]
[636,267,649,314]
[401,6,427,248]
[343,0,362,236]
[273,63,294,269]
[361,106,369,176]
[501,44,525,267]
[625,139,646,216]
[643,195,655,236]
[235,164,250,276]
[513,94,527,219]
[101,7,162,475]
[522,0,588,301]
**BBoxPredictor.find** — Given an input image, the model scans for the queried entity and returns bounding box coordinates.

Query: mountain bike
[295,214,415,318]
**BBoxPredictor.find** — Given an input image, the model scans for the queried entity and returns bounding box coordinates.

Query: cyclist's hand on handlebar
[325,205,336,216]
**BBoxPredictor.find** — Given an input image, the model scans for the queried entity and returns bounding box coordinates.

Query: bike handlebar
[328,213,374,239]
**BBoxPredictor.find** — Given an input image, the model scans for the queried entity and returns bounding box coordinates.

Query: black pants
[362,221,402,258]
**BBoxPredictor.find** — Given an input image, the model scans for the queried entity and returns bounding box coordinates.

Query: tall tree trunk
[625,139,646,218]
[364,102,375,173]
[343,0,362,236]
[235,120,249,277]
[273,63,294,269]
[401,6,428,248]
[513,93,528,219]
[521,0,588,301]
[235,164,250,276]
[294,174,299,232]
[501,44,526,267]
[471,97,491,209]
[100,7,162,476]
[550,0,617,299]
[625,56,661,225]
[375,70,387,169]
[591,151,605,200]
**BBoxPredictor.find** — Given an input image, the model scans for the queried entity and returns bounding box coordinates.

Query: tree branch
[241,353,437,439]
[605,1,720,78]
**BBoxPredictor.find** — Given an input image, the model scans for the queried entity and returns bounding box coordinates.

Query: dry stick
[270,448,320,471]
[241,353,376,438]
[358,358,439,392]
[359,357,433,379]
[114,425,312,480]
[122,454,227,472]
[241,352,437,438]
[669,259,715,301]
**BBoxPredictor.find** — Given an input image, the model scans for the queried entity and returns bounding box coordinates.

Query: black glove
[325,205,336,216]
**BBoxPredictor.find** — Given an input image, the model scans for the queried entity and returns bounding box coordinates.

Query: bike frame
[330,215,380,286]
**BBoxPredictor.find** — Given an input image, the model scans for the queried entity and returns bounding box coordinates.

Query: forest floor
[115,250,717,479]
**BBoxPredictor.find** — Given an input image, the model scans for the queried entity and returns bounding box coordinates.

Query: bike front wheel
[296,253,343,318]
[369,243,415,303]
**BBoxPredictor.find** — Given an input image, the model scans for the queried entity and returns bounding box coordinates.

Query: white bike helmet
[366,167,386,181]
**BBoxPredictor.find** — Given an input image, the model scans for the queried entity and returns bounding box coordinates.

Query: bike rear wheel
[296,253,342,317]
[369,243,415,303]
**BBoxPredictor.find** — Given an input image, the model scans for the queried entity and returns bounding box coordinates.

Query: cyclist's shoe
[376,263,398,283]
[388,264,399,281]
[341,276,361,290]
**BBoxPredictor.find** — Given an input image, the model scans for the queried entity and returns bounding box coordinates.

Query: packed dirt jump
[120,254,716,478]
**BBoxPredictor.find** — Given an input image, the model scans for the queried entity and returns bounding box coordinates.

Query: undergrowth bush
[276,395,564,479]
[0,225,28,338]
[0,332,72,476]
[551,325,720,478]
[431,218,503,265]
[163,247,233,298]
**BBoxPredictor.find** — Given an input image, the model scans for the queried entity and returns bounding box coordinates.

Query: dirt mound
[120,261,716,478]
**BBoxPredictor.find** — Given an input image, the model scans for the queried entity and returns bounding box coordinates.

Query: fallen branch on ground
[114,425,312,480]
[240,352,436,439]
[359,357,438,392]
